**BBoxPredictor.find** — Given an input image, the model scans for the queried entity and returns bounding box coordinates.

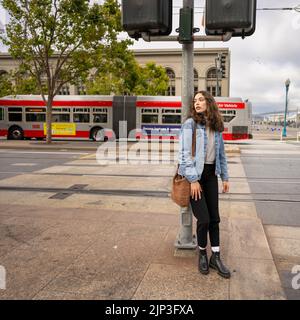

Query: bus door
[0,106,5,137]
[113,96,137,139]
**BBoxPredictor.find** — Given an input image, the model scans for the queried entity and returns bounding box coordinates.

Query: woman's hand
[222,181,230,193]
[191,181,202,200]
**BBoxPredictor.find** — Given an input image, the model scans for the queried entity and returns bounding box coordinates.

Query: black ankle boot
[209,252,231,279]
[198,249,209,275]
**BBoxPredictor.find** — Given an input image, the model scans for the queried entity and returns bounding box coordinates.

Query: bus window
[74,113,90,123]
[141,108,159,113]
[162,115,181,124]
[93,114,107,123]
[142,114,158,123]
[26,113,46,122]
[8,107,22,122]
[222,116,235,123]
[93,108,108,113]
[53,108,71,113]
[52,114,70,122]
[0,107,4,121]
[162,109,181,114]
[74,108,89,113]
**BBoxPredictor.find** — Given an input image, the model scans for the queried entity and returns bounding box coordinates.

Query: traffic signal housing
[122,0,173,40]
[220,54,226,78]
[205,0,257,38]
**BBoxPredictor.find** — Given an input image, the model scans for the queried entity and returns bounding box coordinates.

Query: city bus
[0,95,252,141]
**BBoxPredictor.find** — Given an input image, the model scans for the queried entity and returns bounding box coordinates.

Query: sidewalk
[0,144,285,299]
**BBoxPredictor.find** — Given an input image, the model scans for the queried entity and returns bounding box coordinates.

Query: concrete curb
[0,140,241,154]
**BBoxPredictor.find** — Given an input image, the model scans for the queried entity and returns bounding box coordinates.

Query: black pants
[190,163,220,248]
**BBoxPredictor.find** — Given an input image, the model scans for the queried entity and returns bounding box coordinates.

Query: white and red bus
[0,95,252,141]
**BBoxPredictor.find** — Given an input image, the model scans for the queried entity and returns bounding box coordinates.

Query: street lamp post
[282,78,291,137]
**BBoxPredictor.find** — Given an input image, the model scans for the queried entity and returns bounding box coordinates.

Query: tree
[0,71,13,97]
[134,62,169,96]
[86,56,169,96]
[0,69,42,96]
[0,0,126,143]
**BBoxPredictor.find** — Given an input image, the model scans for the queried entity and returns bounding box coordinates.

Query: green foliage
[0,70,41,97]
[134,62,169,96]
[0,72,13,97]
[0,0,124,97]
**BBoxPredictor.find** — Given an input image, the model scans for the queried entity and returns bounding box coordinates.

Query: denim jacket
[178,117,229,183]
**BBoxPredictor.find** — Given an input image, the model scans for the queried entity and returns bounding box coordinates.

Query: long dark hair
[188,90,224,132]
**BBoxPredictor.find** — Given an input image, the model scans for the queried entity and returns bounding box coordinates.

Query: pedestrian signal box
[205,0,257,38]
[122,0,172,40]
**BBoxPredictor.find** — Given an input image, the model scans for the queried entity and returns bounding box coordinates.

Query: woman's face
[193,93,207,113]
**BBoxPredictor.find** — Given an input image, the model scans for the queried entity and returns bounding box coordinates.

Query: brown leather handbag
[171,125,196,207]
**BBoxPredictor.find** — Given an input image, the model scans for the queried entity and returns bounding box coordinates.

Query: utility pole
[176,0,197,249]
[215,54,221,97]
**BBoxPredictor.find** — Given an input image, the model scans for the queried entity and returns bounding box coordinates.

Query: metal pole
[282,80,290,137]
[216,57,219,97]
[175,0,197,249]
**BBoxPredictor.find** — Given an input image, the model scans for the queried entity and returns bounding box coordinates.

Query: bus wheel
[91,127,107,142]
[8,126,24,140]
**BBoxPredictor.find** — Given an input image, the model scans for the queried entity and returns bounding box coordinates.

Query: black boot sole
[199,269,209,275]
[209,263,231,279]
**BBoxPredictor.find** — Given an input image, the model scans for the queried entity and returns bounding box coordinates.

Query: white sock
[199,246,206,251]
[211,246,220,252]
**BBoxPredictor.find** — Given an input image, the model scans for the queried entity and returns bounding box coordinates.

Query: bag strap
[191,120,196,157]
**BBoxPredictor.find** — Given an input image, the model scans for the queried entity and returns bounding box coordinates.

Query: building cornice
[132,48,229,56]
[0,47,229,59]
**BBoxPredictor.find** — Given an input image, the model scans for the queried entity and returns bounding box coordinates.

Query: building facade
[0,47,230,97]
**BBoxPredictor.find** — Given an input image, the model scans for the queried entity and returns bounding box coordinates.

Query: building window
[194,69,199,94]
[165,68,176,96]
[77,82,86,95]
[206,68,221,97]
[58,84,70,95]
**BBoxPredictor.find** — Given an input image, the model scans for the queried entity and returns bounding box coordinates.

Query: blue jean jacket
[178,117,229,183]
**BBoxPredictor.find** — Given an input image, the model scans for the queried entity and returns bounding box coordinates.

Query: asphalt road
[0,149,89,180]
[240,140,300,226]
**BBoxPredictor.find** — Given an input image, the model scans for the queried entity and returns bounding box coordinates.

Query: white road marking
[241,150,300,155]
[11,163,37,166]
[0,150,89,155]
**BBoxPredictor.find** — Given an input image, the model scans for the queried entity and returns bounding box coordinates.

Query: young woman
[178,90,231,278]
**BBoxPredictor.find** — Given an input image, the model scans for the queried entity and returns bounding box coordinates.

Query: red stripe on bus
[23,130,114,139]
[136,101,245,109]
[136,101,182,107]
[0,100,113,107]
[23,130,90,138]
[0,129,8,136]
[0,99,245,109]
[222,133,249,140]
[217,102,245,109]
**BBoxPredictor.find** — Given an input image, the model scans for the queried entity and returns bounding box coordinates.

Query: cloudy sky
[1,0,300,115]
